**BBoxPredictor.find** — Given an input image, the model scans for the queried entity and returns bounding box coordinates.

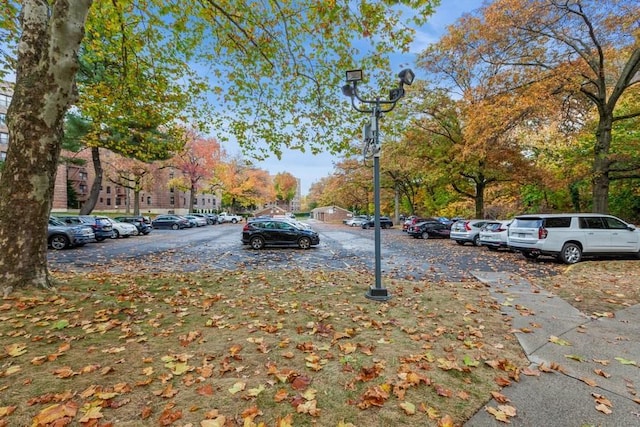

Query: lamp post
[342,68,415,301]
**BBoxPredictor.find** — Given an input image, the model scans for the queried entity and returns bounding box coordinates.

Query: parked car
[218,212,243,223]
[184,214,207,227]
[48,217,95,250]
[508,213,640,264]
[57,215,114,241]
[407,220,451,239]
[344,215,369,227]
[402,216,434,232]
[479,220,512,251]
[114,216,152,235]
[449,219,490,246]
[242,218,320,249]
[190,213,216,225]
[362,216,394,229]
[107,218,139,238]
[206,213,219,224]
[151,214,190,230]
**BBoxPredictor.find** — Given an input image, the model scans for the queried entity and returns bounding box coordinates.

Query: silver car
[450,219,490,246]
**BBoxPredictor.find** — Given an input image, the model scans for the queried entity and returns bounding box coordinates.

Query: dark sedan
[362,216,393,229]
[407,221,451,239]
[151,214,190,230]
[242,218,319,249]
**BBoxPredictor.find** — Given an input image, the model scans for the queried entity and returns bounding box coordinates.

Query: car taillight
[242,224,250,231]
[538,227,548,239]
[465,222,472,231]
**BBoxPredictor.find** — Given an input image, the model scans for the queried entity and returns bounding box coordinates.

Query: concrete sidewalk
[465,271,640,427]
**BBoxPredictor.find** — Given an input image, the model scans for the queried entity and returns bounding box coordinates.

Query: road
[47,220,563,280]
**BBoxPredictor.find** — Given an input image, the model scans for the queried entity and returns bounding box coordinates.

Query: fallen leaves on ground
[0,268,531,426]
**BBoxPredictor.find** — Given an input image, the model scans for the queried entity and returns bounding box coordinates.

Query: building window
[116,197,122,205]
[147,196,151,204]
[79,184,87,194]
[106,198,111,206]
[0,113,5,125]
[80,172,87,180]
[170,187,174,193]
[0,94,10,107]
[194,198,198,205]
[0,132,8,144]
[169,172,174,179]
[170,196,175,205]
[106,186,111,194]
[202,198,205,205]
[100,198,103,203]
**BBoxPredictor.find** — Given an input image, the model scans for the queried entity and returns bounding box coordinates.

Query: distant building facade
[1,81,303,215]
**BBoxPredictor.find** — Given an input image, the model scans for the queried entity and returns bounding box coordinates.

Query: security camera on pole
[341,68,415,301]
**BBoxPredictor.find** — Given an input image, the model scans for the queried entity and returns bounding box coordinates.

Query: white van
[507,213,640,264]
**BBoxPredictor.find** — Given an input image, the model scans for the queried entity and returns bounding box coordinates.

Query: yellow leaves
[548,335,571,346]
[5,343,27,357]
[228,381,246,395]
[486,405,517,423]
[399,401,416,415]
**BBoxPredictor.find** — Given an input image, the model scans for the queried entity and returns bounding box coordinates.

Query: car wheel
[298,237,312,249]
[132,229,139,236]
[560,243,582,264]
[171,223,179,230]
[49,234,69,250]
[455,240,465,245]
[472,235,481,246]
[362,224,369,229]
[111,230,120,239]
[231,218,238,224]
[96,236,106,242]
[250,236,265,249]
[421,231,429,239]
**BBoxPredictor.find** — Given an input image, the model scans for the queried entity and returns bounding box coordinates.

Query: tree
[457,0,640,213]
[170,129,224,213]
[75,0,203,214]
[273,172,298,209]
[0,0,441,291]
[0,0,92,292]
[103,155,156,216]
[216,158,275,212]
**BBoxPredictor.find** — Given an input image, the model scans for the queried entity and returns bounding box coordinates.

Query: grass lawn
[0,269,528,426]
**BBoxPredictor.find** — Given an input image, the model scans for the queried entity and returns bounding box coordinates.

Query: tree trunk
[592,116,613,214]
[475,180,485,219]
[134,189,141,215]
[0,0,92,293]
[80,146,102,214]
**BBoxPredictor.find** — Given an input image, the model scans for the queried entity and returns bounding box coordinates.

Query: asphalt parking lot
[47,220,564,281]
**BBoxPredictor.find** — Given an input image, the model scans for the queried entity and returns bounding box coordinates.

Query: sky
[242,0,486,195]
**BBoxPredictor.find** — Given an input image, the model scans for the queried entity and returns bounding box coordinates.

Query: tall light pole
[342,68,415,301]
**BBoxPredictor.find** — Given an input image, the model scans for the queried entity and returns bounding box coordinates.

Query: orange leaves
[356,383,391,409]
[32,401,78,426]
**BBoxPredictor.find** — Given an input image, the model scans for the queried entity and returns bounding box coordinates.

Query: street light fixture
[341,68,414,301]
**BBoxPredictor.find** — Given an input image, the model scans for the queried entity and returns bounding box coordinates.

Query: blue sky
[248,0,486,195]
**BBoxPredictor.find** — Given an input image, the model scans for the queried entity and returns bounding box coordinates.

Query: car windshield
[49,217,66,227]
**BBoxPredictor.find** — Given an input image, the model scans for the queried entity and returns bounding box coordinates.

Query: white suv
[507,213,640,264]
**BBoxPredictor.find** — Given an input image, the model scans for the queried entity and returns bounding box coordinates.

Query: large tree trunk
[591,116,613,214]
[0,0,92,294]
[80,146,102,214]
